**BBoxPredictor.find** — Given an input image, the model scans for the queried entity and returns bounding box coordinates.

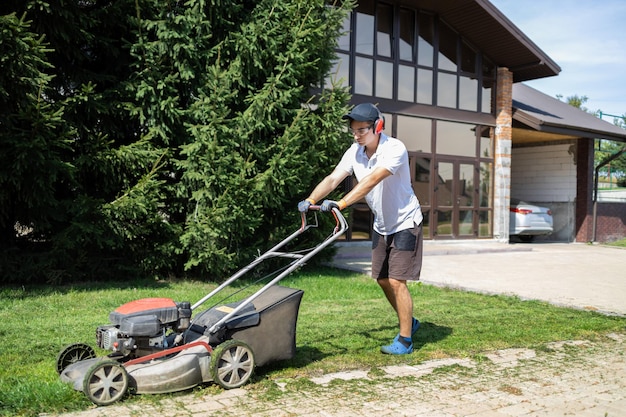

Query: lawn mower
[56,207,347,406]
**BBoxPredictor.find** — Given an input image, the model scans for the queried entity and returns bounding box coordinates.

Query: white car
[509,199,553,242]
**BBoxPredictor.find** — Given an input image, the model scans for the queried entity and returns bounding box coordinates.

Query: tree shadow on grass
[259,345,330,376]
[412,321,453,350]
[360,321,452,348]
[0,278,175,299]
[258,322,453,378]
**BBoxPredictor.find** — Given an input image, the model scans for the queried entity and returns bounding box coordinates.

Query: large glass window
[337,15,351,51]
[346,118,494,240]
[436,121,476,157]
[460,41,477,74]
[355,2,375,55]
[482,84,493,113]
[398,65,415,102]
[437,72,457,108]
[437,23,457,72]
[417,68,433,104]
[327,53,350,89]
[376,60,393,99]
[335,2,494,114]
[333,2,499,240]
[418,13,434,67]
[459,163,475,208]
[397,116,431,152]
[459,75,478,111]
[478,210,492,238]
[411,155,431,206]
[479,161,492,208]
[354,57,373,95]
[481,76,494,113]
[480,131,493,158]
[377,3,393,57]
[399,8,415,62]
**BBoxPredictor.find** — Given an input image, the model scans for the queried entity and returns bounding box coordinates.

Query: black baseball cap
[342,103,380,122]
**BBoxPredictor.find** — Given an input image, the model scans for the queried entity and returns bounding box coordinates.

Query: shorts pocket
[392,227,416,251]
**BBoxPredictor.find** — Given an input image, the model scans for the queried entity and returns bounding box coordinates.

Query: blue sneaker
[393,318,420,342]
[381,339,413,355]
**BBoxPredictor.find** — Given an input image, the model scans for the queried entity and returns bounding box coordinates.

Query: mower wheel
[56,343,96,374]
[210,339,255,389]
[83,360,129,406]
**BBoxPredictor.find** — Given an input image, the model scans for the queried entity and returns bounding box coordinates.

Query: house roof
[413,0,561,82]
[512,83,626,143]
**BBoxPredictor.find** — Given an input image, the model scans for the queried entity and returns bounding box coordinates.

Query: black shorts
[371,222,423,281]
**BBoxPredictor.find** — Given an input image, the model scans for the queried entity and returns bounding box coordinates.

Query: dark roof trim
[512,83,626,142]
[476,0,561,76]
[410,0,561,82]
[357,96,497,127]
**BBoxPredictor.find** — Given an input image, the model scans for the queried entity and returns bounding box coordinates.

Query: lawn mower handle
[193,206,348,329]
[300,205,347,235]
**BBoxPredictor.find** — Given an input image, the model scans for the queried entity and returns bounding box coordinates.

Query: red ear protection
[374,110,384,134]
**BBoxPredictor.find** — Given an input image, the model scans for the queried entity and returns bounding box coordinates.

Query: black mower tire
[56,343,96,374]
[210,339,255,389]
[83,360,129,406]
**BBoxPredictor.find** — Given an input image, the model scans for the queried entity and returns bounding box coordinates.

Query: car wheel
[83,360,129,406]
[210,339,255,389]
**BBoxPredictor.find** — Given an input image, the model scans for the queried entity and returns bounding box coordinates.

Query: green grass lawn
[1,267,625,416]
[606,237,626,248]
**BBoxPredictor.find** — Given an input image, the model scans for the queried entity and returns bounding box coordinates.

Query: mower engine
[96,298,192,358]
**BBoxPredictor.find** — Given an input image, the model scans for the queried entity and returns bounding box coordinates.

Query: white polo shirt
[336,133,423,235]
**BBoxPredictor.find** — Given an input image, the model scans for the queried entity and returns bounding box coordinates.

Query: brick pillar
[575,138,594,242]
[493,67,513,242]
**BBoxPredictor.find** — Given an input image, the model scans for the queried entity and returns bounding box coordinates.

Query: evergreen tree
[0,12,76,281]
[0,0,353,283]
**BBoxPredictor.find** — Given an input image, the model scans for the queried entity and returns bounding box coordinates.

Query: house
[331,0,626,243]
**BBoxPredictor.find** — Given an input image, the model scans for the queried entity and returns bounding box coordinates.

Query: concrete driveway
[332,241,626,317]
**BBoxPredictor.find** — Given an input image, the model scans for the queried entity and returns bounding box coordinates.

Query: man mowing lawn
[299,103,423,355]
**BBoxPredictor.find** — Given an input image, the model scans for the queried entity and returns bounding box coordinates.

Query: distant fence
[597,189,626,203]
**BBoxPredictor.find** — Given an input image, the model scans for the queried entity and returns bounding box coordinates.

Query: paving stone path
[50,332,626,417]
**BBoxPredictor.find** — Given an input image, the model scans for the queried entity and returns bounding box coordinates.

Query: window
[337,15,351,51]
[437,23,457,72]
[436,121,476,157]
[417,68,433,105]
[326,53,350,89]
[459,75,478,111]
[331,2,498,241]
[437,72,457,108]
[418,13,434,67]
[376,61,394,98]
[334,2,494,114]
[355,1,375,55]
[354,57,373,95]
[399,8,415,62]
[377,3,393,57]
[397,115,431,152]
[398,65,415,102]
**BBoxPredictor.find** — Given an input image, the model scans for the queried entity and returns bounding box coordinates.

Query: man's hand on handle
[298,198,316,212]
[320,199,347,212]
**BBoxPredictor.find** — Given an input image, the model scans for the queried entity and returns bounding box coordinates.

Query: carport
[510,83,626,242]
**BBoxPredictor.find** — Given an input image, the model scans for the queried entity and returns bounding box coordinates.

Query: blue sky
[490,0,626,119]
